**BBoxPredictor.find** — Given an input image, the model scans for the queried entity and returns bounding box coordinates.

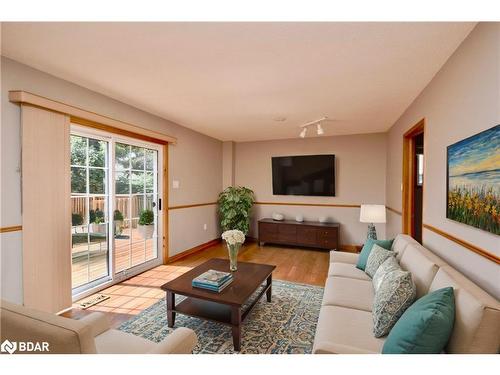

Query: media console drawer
[258,218,339,251]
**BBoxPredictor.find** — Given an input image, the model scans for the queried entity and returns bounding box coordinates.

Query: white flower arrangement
[221,229,246,246]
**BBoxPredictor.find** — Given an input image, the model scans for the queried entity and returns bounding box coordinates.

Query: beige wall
[386,23,500,298]
[1,57,222,304]
[234,133,387,245]
[222,141,235,189]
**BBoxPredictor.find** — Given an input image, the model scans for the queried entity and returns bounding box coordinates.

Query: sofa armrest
[313,341,377,354]
[148,327,197,354]
[79,312,111,337]
[330,251,359,265]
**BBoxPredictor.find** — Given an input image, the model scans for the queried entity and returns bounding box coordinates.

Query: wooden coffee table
[160,258,276,351]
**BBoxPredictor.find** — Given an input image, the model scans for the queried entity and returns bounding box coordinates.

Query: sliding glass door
[114,142,159,272]
[71,134,111,291]
[70,127,162,297]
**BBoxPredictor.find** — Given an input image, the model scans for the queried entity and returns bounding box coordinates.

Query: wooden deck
[66,241,329,328]
[72,227,157,288]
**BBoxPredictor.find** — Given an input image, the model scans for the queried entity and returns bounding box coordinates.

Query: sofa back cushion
[391,234,419,261]
[429,267,500,354]
[0,300,97,354]
[399,244,441,298]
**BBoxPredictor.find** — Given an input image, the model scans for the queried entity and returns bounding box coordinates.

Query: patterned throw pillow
[356,238,394,270]
[372,270,416,338]
[365,244,396,278]
[372,256,401,292]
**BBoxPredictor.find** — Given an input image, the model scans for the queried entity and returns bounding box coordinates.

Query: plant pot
[138,224,154,239]
[90,223,107,234]
[114,220,124,236]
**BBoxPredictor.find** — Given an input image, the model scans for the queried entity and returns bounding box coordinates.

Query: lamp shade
[360,204,386,223]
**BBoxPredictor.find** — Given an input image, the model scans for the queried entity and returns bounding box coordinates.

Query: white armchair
[1,299,197,354]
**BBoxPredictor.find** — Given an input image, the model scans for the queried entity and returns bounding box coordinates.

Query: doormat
[78,294,110,309]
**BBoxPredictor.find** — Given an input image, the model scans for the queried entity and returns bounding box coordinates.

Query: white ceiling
[1,22,475,141]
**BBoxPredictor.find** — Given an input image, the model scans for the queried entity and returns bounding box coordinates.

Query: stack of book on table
[192,269,233,292]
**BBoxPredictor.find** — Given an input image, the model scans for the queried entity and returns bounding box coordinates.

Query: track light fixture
[298,116,328,138]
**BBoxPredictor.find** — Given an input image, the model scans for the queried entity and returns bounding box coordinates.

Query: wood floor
[63,241,330,328]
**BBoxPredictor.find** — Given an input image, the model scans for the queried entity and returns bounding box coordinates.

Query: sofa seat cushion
[313,305,385,354]
[95,329,155,354]
[328,262,371,281]
[322,276,374,311]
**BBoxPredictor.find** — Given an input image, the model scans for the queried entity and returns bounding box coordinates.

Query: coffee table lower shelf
[165,277,272,351]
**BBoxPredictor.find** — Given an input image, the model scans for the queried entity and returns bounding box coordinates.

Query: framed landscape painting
[447,124,500,235]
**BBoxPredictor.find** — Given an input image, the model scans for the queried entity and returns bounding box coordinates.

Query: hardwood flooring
[63,241,330,328]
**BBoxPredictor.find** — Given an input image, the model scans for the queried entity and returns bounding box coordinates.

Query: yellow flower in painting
[484,204,490,213]
[466,198,472,210]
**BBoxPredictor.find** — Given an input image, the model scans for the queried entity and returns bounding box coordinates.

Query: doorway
[402,119,425,243]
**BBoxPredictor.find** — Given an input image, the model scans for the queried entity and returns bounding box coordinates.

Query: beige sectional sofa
[313,234,500,354]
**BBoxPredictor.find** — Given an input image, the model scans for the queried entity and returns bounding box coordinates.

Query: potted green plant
[113,209,124,236]
[72,213,84,226]
[217,186,255,234]
[72,213,84,233]
[89,209,106,234]
[138,209,155,239]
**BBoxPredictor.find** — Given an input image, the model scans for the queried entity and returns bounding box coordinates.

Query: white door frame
[70,125,164,302]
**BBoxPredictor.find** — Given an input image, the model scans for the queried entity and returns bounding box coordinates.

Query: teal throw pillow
[382,287,455,354]
[356,238,394,270]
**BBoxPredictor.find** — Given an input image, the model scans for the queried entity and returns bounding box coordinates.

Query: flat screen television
[272,154,335,196]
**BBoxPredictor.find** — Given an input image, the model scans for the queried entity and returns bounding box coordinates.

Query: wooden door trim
[163,144,169,264]
[402,119,425,236]
[71,117,170,266]
[9,90,177,144]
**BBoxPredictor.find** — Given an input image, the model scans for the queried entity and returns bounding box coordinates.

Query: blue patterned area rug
[118,280,323,354]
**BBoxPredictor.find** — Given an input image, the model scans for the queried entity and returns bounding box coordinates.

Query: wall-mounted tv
[272,154,335,196]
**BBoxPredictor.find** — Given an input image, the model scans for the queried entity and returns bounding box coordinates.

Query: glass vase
[227,243,241,271]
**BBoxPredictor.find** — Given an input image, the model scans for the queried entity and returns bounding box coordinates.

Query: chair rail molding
[0,225,23,233]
